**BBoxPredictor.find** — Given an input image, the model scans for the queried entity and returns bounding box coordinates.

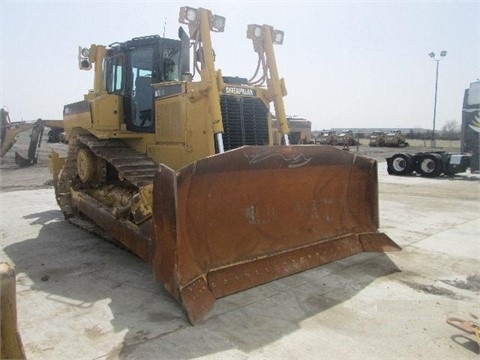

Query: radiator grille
[219,95,269,151]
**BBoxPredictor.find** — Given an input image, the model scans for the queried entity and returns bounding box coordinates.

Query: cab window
[104,55,124,94]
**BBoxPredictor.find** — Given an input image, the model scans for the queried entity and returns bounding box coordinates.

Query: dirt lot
[0,130,68,192]
[0,131,461,192]
[0,133,478,359]
[2,131,479,359]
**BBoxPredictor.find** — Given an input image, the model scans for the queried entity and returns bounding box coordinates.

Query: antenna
[163,17,167,37]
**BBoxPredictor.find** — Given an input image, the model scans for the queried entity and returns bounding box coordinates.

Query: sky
[1,1,479,132]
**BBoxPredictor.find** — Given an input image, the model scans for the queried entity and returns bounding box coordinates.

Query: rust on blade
[207,234,363,298]
[152,145,399,323]
[179,277,216,325]
[359,232,402,252]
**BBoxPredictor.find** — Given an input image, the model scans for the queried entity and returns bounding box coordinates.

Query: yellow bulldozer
[48,6,400,324]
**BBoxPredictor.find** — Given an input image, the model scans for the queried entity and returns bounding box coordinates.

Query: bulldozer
[48,6,400,324]
[315,130,337,145]
[336,130,358,147]
[384,130,409,147]
[369,131,386,147]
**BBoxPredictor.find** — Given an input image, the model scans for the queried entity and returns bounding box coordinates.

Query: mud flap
[152,145,400,323]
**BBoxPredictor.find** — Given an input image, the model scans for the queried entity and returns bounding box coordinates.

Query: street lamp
[428,50,447,148]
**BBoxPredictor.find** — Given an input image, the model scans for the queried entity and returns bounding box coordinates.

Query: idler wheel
[77,147,97,183]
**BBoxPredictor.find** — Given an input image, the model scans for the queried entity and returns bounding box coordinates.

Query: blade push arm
[247,24,290,144]
[180,7,226,152]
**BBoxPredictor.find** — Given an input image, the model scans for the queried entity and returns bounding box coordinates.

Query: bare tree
[441,120,460,140]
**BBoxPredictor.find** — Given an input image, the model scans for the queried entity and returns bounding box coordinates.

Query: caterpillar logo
[224,86,256,96]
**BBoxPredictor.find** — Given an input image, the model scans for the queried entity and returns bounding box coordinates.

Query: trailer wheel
[416,153,443,177]
[387,153,413,175]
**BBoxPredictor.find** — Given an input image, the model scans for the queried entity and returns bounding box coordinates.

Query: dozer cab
[49,6,400,324]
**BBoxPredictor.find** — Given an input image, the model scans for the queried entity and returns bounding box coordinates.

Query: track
[54,133,157,256]
[56,134,157,215]
[77,135,157,188]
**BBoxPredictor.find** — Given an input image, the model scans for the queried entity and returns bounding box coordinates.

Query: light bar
[212,14,226,32]
[80,47,90,57]
[247,24,263,40]
[179,6,198,24]
[78,46,91,70]
[247,24,284,45]
[273,30,284,45]
[179,6,225,32]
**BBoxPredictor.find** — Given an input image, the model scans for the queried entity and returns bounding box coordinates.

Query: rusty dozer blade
[152,145,400,324]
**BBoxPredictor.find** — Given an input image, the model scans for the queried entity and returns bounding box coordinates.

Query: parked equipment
[48,6,399,324]
[337,130,358,146]
[0,108,63,166]
[384,130,408,147]
[47,127,67,143]
[282,117,312,144]
[369,131,386,147]
[386,152,471,177]
[315,130,337,145]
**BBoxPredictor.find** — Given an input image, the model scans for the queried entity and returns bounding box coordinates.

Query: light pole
[428,50,447,148]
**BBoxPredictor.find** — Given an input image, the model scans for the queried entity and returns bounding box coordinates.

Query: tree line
[407,120,461,140]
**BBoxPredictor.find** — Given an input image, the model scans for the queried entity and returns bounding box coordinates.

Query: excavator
[0,108,63,166]
[48,6,400,324]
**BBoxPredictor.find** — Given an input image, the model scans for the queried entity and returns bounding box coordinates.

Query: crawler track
[54,133,157,254]
[56,134,157,215]
[77,135,157,188]
[56,137,80,217]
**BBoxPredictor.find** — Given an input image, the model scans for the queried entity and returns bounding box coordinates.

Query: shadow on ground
[4,209,400,359]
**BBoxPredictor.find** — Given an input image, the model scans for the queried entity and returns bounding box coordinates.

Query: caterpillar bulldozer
[48,6,400,324]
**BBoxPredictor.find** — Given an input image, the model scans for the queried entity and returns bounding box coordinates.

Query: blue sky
[1,1,478,131]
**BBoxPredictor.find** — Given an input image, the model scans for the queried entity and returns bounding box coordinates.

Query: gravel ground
[0,130,68,192]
